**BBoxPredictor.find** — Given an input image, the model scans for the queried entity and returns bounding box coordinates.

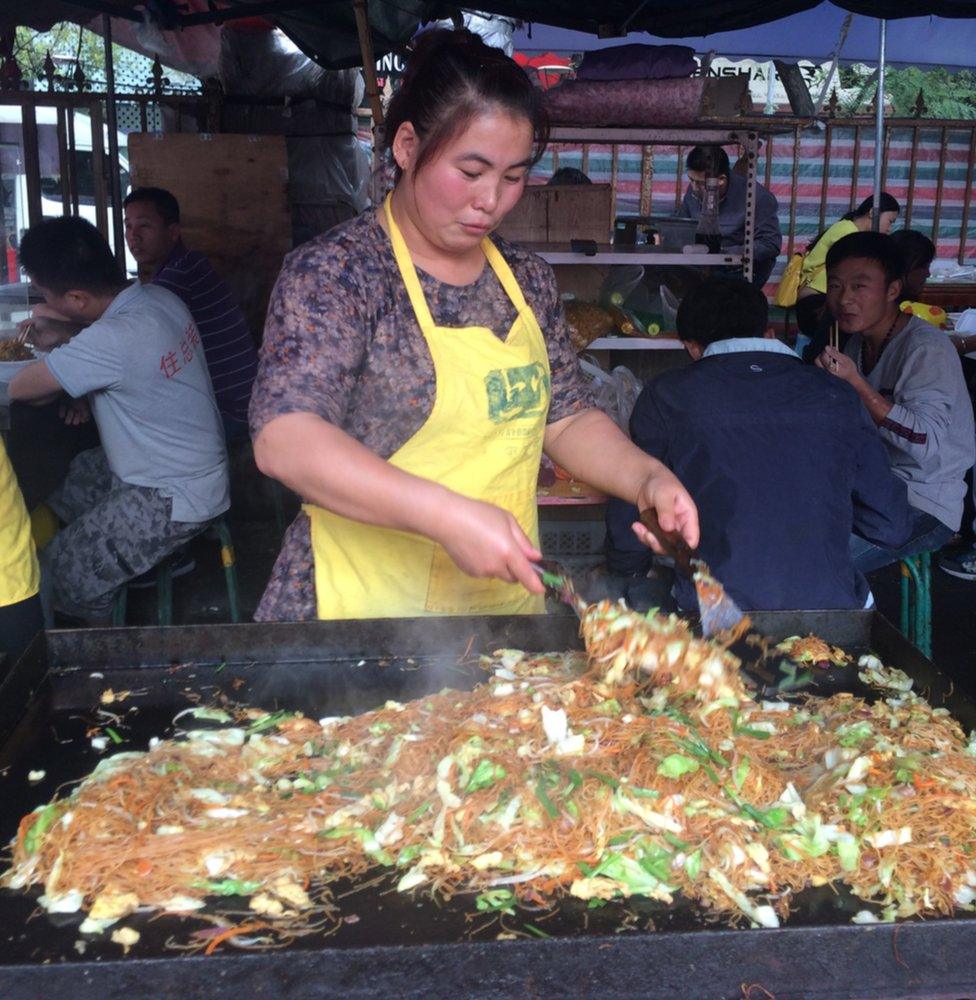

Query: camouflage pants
[41,447,207,622]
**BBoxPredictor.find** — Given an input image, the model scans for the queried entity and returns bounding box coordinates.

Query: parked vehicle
[0,103,133,281]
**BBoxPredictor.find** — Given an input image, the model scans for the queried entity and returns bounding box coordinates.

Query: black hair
[547,167,592,186]
[383,28,549,180]
[842,192,900,223]
[825,231,905,286]
[123,186,181,225]
[685,145,730,179]
[889,229,936,272]
[675,277,768,347]
[806,191,900,253]
[19,217,125,295]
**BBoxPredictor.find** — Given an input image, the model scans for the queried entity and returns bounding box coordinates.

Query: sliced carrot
[204,921,268,956]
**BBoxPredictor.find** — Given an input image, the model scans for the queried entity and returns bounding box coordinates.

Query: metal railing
[539,115,976,266]
[1,78,973,272]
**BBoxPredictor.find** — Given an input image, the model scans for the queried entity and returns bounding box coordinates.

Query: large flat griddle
[0,611,974,1000]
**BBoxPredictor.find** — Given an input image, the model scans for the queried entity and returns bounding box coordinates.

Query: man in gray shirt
[680,145,783,288]
[10,217,229,624]
[816,230,975,570]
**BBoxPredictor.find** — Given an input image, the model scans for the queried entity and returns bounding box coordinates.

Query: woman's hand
[631,467,700,554]
[950,334,975,356]
[815,345,858,384]
[59,396,91,426]
[433,495,544,595]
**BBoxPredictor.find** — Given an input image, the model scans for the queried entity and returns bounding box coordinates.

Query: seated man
[816,231,975,571]
[606,277,911,612]
[679,145,782,289]
[10,217,229,625]
[123,186,259,443]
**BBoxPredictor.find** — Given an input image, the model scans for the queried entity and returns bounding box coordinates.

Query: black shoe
[129,553,197,589]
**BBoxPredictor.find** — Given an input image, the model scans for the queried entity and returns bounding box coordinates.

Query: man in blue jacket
[605,277,911,612]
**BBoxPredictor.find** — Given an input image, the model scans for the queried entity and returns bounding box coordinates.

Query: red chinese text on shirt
[160,323,201,378]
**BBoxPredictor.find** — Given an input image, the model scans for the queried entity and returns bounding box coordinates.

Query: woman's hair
[842,192,900,222]
[806,191,900,253]
[889,229,936,272]
[547,167,591,186]
[383,29,549,180]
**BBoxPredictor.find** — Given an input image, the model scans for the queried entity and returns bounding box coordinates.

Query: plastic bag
[660,284,681,332]
[219,27,370,236]
[421,12,517,55]
[579,358,643,432]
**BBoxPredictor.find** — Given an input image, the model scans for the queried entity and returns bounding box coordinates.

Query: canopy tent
[5,1,976,70]
[1,0,435,69]
[4,0,975,234]
[513,5,976,70]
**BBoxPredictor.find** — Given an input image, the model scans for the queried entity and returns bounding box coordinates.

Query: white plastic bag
[579,358,643,432]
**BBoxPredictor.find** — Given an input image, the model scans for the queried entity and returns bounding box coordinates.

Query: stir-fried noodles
[5,603,976,944]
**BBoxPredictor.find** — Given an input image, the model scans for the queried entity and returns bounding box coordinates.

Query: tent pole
[353,0,386,204]
[102,14,125,264]
[872,18,886,231]
[353,0,385,131]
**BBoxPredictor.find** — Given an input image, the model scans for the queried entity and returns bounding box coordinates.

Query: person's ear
[168,222,182,242]
[391,121,419,174]
[62,290,88,315]
[887,278,903,304]
[684,340,704,360]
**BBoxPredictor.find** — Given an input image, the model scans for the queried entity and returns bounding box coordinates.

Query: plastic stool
[899,551,932,657]
[111,516,240,626]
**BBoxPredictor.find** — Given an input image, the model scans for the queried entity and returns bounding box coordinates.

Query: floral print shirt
[250,208,595,621]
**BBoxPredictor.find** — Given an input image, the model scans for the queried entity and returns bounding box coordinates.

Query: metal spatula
[531,560,589,618]
[638,509,746,638]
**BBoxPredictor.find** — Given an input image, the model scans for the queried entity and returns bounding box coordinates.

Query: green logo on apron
[484,363,551,424]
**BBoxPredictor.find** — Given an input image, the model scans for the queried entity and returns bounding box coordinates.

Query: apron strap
[384,193,437,332]
[383,192,531,332]
[482,240,532,316]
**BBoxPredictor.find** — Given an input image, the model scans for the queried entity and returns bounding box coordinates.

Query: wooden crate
[128,133,291,343]
[496,183,613,244]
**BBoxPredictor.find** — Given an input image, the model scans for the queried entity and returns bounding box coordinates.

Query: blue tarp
[514,3,976,69]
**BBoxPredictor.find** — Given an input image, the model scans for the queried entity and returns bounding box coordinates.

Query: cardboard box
[496,183,613,245]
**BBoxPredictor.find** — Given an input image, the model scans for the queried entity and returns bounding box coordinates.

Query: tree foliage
[14,24,110,87]
[838,64,976,120]
[13,23,197,91]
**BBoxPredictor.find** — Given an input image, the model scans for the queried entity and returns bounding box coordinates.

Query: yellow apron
[0,439,40,608]
[304,195,550,619]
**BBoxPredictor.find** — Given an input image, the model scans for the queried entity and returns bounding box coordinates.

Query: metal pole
[872,18,886,231]
[102,14,125,264]
[353,0,386,206]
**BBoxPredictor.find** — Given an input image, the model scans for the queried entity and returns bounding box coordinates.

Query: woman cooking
[251,29,699,621]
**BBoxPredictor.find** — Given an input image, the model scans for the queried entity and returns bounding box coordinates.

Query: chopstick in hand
[16,320,33,344]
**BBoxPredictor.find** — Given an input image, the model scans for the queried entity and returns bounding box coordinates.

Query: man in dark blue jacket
[606,278,912,612]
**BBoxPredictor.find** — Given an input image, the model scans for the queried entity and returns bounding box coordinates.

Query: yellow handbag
[773,252,805,308]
